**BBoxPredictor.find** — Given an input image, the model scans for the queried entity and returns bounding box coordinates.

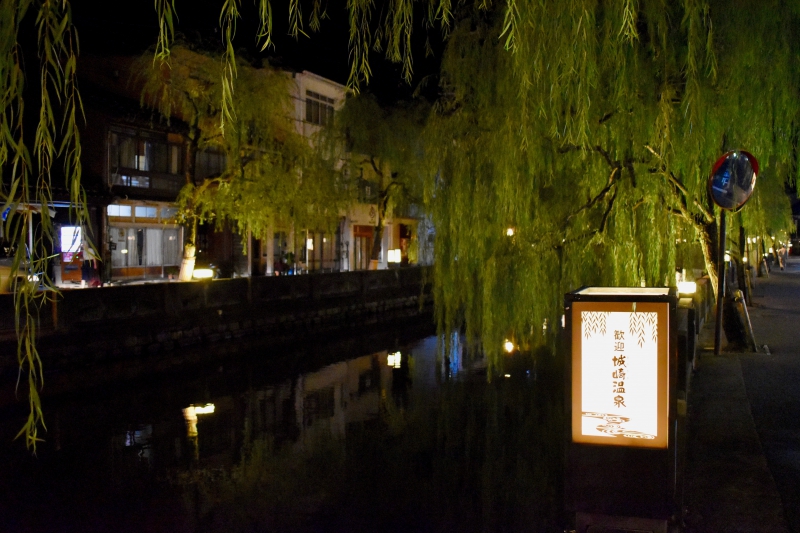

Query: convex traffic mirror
[708,151,758,211]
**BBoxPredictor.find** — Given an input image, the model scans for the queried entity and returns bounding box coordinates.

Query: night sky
[72,0,443,102]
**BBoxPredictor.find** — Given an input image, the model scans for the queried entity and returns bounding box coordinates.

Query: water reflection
[0,332,563,532]
[172,344,439,465]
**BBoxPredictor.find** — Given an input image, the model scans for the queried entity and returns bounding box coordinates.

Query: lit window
[135,206,157,218]
[118,175,151,188]
[107,204,132,217]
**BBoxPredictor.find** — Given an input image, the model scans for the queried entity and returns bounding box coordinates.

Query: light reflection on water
[0,332,562,532]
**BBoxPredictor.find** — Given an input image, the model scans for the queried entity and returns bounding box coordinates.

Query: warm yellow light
[387,351,401,368]
[506,228,515,237]
[724,252,731,262]
[192,268,214,279]
[572,301,669,449]
[769,247,774,254]
[193,403,215,415]
[503,340,514,353]
[504,374,511,378]
[388,249,402,263]
[743,256,748,263]
[120,249,128,254]
[306,238,314,250]
[677,281,696,295]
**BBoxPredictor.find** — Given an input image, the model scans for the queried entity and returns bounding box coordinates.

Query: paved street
[741,256,800,532]
[685,256,800,532]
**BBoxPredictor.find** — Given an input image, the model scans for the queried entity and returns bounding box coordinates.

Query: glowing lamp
[192,268,214,279]
[306,238,314,250]
[506,228,515,237]
[568,287,671,449]
[677,281,696,295]
[193,404,215,415]
[387,351,402,368]
[503,340,515,353]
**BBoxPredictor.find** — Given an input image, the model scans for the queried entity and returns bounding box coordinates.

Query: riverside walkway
[684,256,800,532]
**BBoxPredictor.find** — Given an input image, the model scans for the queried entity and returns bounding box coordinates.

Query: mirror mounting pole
[714,209,726,356]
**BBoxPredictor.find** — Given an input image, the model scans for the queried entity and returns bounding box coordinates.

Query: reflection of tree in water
[174,345,564,532]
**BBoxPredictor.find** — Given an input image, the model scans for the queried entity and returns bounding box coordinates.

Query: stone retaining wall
[0,267,433,385]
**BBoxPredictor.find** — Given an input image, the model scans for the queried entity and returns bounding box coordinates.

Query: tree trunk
[179,123,200,281]
[698,219,719,299]
[370,217,384,262]
[179,243,196,281]
[370,191,389,263]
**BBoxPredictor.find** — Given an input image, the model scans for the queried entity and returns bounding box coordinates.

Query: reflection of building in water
[166,350,408,462]
[294,351,391,445]
[117,424,153,463]
[114,339,439,467]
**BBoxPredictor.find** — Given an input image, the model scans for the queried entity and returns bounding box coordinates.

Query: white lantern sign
[571,290,670,449]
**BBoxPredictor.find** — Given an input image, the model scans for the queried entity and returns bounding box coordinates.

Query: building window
[107,204,132,217]
[134,206,158,219]
[195,149,227,180]
[108,129,183,191]
[110,226,181,269]
[305,90,334,126]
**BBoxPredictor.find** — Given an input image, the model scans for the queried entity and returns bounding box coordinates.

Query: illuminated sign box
[569,287,673,449]
[60,226,82,253]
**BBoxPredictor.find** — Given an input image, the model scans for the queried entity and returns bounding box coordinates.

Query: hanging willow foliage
[4,0,799,444]
[416,1,798,367]
[1,0,86,450]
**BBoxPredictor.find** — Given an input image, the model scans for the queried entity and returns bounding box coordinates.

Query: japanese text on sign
[579,311,658,442]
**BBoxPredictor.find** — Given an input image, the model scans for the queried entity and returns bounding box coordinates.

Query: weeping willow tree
[138,45,350,277]
[415,1,799,364]
[0,0,86,448]
[320,95,428,262]
[5,0,799,445]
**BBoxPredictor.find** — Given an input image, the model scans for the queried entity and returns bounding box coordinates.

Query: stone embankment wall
[0,267,433,391]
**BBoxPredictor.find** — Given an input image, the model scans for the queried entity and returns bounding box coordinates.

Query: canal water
[0,326,564,532]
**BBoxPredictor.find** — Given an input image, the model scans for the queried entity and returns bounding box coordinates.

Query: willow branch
[564,167,619,226]
[645,145,714,224]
